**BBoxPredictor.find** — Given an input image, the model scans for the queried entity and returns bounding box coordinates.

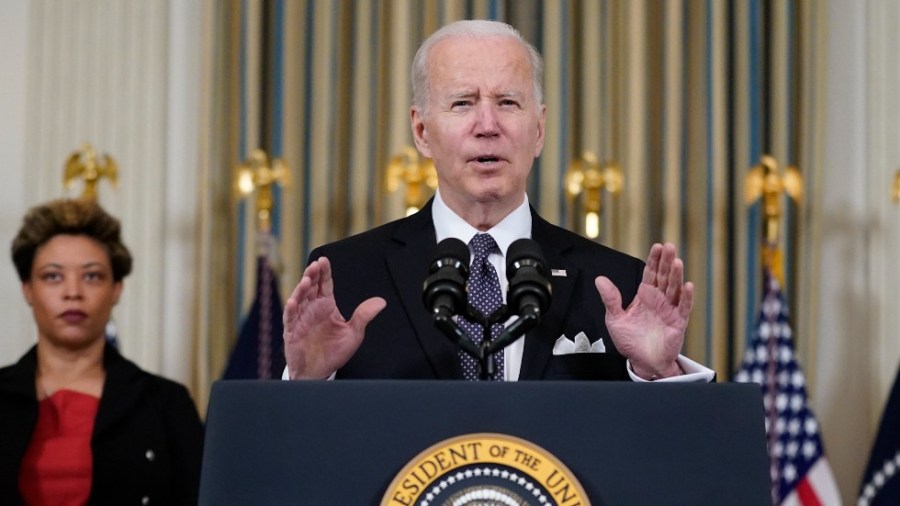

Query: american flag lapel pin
[551,269,567,277]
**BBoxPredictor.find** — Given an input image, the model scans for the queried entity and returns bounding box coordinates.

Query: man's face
[411,35,546,216]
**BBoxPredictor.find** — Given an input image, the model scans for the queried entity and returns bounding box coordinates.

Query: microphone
[505,238,552,319]
[484,238,552,356]
[422,238,470,318]
[423,238,481,360]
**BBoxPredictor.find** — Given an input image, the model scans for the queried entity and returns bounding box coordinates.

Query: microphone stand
[485,306,541,357]
[427,237,551,380]
[431,304,542,380]
[467,305,508,380]
[431,309,481,361]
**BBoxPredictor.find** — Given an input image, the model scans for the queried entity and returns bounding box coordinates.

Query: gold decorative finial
[385,147,437,217]
[564,151,623,239]
[235,149,290,232]
[745,155,803,278]
[745,154,803,246]
[63,143,118,200]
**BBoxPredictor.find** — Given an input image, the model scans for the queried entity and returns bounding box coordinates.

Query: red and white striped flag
[734,269,842,505]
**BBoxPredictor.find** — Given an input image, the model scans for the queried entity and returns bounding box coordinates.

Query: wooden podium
[200,380,771,505]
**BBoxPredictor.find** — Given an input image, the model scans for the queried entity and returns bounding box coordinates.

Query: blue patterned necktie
[458,233,504,381]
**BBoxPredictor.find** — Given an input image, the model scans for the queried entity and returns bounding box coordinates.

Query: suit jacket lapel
[519,210,581,380]
[93,344,143,437]
[385,201,461,379]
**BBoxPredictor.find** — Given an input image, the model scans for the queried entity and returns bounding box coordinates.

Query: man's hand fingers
[641,243,663,285]
[665,257,684,303]
[679,281,695,320]
[318,257,335,298]
[595,276,624,318]
[655,243,676,293]
[350,297,387,334]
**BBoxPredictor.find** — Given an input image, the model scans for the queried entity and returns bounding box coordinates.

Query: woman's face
[22,234,122,351]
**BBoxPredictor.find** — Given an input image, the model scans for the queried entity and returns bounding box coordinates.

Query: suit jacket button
[145,449,155,462]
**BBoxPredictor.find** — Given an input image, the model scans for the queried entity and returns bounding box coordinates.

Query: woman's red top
[18,390,99,506]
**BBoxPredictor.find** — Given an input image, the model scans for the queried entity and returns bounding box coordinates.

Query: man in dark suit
[282,20,713,383]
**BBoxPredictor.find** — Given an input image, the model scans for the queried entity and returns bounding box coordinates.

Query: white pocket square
[552,332,606,355]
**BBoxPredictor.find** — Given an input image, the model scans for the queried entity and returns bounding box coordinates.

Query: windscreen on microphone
[506,238,552,316]
[422,238,470,316]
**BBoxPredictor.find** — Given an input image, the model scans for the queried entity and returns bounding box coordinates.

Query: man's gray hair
[410,19,544,113]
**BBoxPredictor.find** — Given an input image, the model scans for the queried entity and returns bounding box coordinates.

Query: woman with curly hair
[0,198,203,505]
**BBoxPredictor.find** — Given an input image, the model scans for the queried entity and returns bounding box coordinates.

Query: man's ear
[410,106,432,159]
[533,104,547,158]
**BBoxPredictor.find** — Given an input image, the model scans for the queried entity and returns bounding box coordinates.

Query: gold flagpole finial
[235,149,290,233]
[63,143,118,200]
[565,151,623,239]
[385,147,437,216]
[745,154,803,277]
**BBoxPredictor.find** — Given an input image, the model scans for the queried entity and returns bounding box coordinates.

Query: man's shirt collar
[432,189,532,256]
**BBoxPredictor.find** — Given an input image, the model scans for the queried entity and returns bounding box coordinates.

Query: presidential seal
[382,433,590,506]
